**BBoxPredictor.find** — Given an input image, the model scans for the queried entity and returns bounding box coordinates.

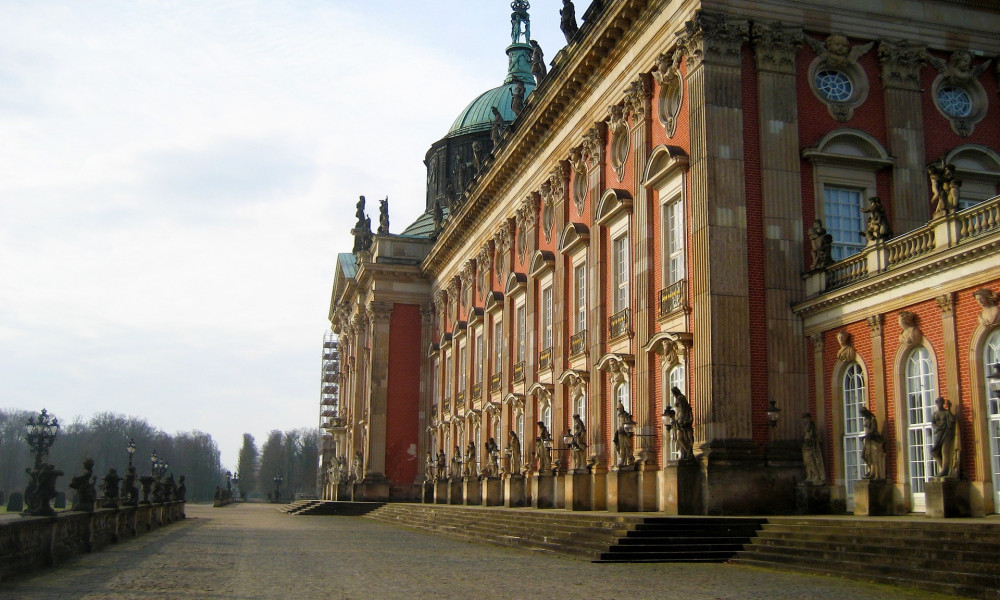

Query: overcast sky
[0,0,564,469]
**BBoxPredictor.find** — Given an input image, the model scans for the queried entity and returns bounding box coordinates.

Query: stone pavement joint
[0,504,958,600]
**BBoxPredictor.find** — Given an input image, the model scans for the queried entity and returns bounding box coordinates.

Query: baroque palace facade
[323,0,1000,516]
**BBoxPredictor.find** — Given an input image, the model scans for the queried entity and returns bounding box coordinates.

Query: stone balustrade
[0,501,186,581]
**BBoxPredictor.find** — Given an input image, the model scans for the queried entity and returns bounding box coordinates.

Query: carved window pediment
[644,145,689,189]
[529,250,555,279]
[595,189,634,225]
[558,222,590,256]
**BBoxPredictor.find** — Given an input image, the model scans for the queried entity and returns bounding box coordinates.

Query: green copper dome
[447,78,535,137]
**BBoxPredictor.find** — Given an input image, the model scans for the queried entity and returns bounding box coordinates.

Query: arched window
[573,392,586,427]
[616,382,630,414]
[492,414,501,446]
[906,346,937,508]
[984,330,1000,509]
[842,363,866,495]
[516,412,525,450]
[666,365,685,460]
[542,404,552,431]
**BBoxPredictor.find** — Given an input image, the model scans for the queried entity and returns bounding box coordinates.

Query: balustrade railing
[825,252,869,289]
[539,348,552,370]
[659,279,686,317]
[513,361,525,382]
[960,197,1000,239]
[885,227,935,268]
[609,308,629,339]
[471,382,482,399]
[490,373,502,391]
[570,330,587,356]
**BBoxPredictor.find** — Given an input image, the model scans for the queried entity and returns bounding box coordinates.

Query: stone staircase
[362,503,762,563]
[732,517,1000,599]
[596,517,765,563]
[279,500,385,516]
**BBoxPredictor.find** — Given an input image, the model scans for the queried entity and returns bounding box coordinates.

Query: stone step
[763,519,1000,535]
[753,528,1000,551]
[748,536,1000,567]
[616,536,751,546]
[733,549,999,594]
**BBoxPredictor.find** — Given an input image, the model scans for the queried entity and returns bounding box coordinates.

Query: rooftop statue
[861,196,891,243]
[530,40,546,85]
[511,80,526,116]
[808,220,833,270]
[378,197,389,235]
[560,0,578,43]
[490,107,506,149]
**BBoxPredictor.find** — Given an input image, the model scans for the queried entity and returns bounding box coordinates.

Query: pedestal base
[660,461,701,515]
[925,478,971,518]
[434,480,449,504]
[607,469,640,512]
[421,481,434,503]
[504,475,526,508]
[448,478,464,505]
[334,483,354,501]
[795,483,831,515]
[531,474,555,509]
[481,477,503,506]
[462,478,481,505]
[853,479,893,516]
[357,480,389,502]
[564,472,591,511]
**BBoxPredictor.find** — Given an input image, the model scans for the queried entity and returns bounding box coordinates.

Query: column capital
[676,10,748,70]
[624,73,653,124]
[369,301,392,325]
[936,292,956,316]
[878,39,927,91]
[751,21,802,74]
[866,313,885,337]
[582,121,607,167]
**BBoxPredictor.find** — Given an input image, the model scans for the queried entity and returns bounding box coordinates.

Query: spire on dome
[506,1,534,84]
[510,1,530,45]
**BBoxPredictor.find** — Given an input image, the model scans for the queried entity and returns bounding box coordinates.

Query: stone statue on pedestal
[808,220,834,269]
[102,468,121,508]
[424,452,434,481]
[69,458,97,512]
[570,414,587,471]
[464,442,477,478]
[534,422,552,473]
[451,446,462,478]
[378,197,389,235]
[671,387,695,461]
[560,0,578,43]
[801,413,826,485]
[511,80,526,116]
[352,450,364,481]
[530,40,546,85]
[613,400,635,468]
[861,196,891,243]
[506,431,522,475]
[436,449,447,480]
[490,107,505,149]
[860,407,885,480]
[484,437,500,477]
[931,397,957,478]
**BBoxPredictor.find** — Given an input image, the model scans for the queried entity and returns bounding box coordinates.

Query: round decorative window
[815,70,853,102]
[937,87,973,118]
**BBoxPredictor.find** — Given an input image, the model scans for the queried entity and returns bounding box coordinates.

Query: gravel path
[0,503,956,600]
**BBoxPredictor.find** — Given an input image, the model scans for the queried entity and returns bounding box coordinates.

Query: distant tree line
[236,429,319,501]
[0,409,226,503]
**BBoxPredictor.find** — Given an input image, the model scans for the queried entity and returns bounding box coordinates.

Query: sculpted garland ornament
[653,51,683,138]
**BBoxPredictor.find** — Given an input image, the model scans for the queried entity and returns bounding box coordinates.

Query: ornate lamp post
[151,450,159,476]
[232,471,240,501]
[25,408,60,469]
[127,438,136,467]
[764,400,781,467]
[226,470,232,491]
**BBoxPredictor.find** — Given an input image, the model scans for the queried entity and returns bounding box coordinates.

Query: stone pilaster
[584,121,608,472]
[752,21,808,443]
[936,293,961,409]
[866,314,886,426]
[878,39,928,234]
[626,73,656,467]
[418,304,434,483]
[676,11,752,447]
[365,301,392,482]
[551,164,569,452]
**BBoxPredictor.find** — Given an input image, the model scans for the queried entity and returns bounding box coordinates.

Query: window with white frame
[824,186,865,261]
[985,330,1000,509]
[516,412,525,452]
[445,350,453,400]
[475,330,483,385]
[905,346,936,506]
[842,363,866,495]
[667,364,685,461]
[541,285,553,351]
[663,195,685,285]
[616,382,630,414]
[516,303,526,362]
[574,262,587,334]
[574,391,586,426]
[433,358,440,401]
[493,319,503,373]
[613,234,630,313]
[493,414,501,445]
[458,342,467,393]
[542,404,552,431]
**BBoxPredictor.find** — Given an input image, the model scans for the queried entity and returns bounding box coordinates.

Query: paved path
[0,503,956,600]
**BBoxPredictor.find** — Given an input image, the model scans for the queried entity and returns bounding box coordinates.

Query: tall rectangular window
[664,198,685,284]
[516,304,526,361]
[458,342,467,392]
[574,263,587,333]
[823,187,864,260]
[475,331,483,384]
[493,320,503,372]
[541,286,553,350]
[445,351,453,399]
[613,235,629,312]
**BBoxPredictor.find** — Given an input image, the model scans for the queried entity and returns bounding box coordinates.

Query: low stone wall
[0,501,186,581]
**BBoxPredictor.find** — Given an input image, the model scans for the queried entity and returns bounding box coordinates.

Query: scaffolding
[318,330,340,493]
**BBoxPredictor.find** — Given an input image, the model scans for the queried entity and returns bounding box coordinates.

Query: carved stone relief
[898,311,922,347]
[495,222,513,280]
[973,289,1000,328]
[836,330,856,363]
[652,51,684,137]
[460,263,475,310]
[582,123,606,169]
[608,103,630,182]
[805,32,874,122]
[927,50,992,137]
[476,244,493,296]
[540,180,555,243]
[568,146,588,215]
[675,11,748,70]
[624,74,652,125]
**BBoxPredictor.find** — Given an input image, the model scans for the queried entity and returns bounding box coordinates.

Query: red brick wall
[387,303,422,486]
